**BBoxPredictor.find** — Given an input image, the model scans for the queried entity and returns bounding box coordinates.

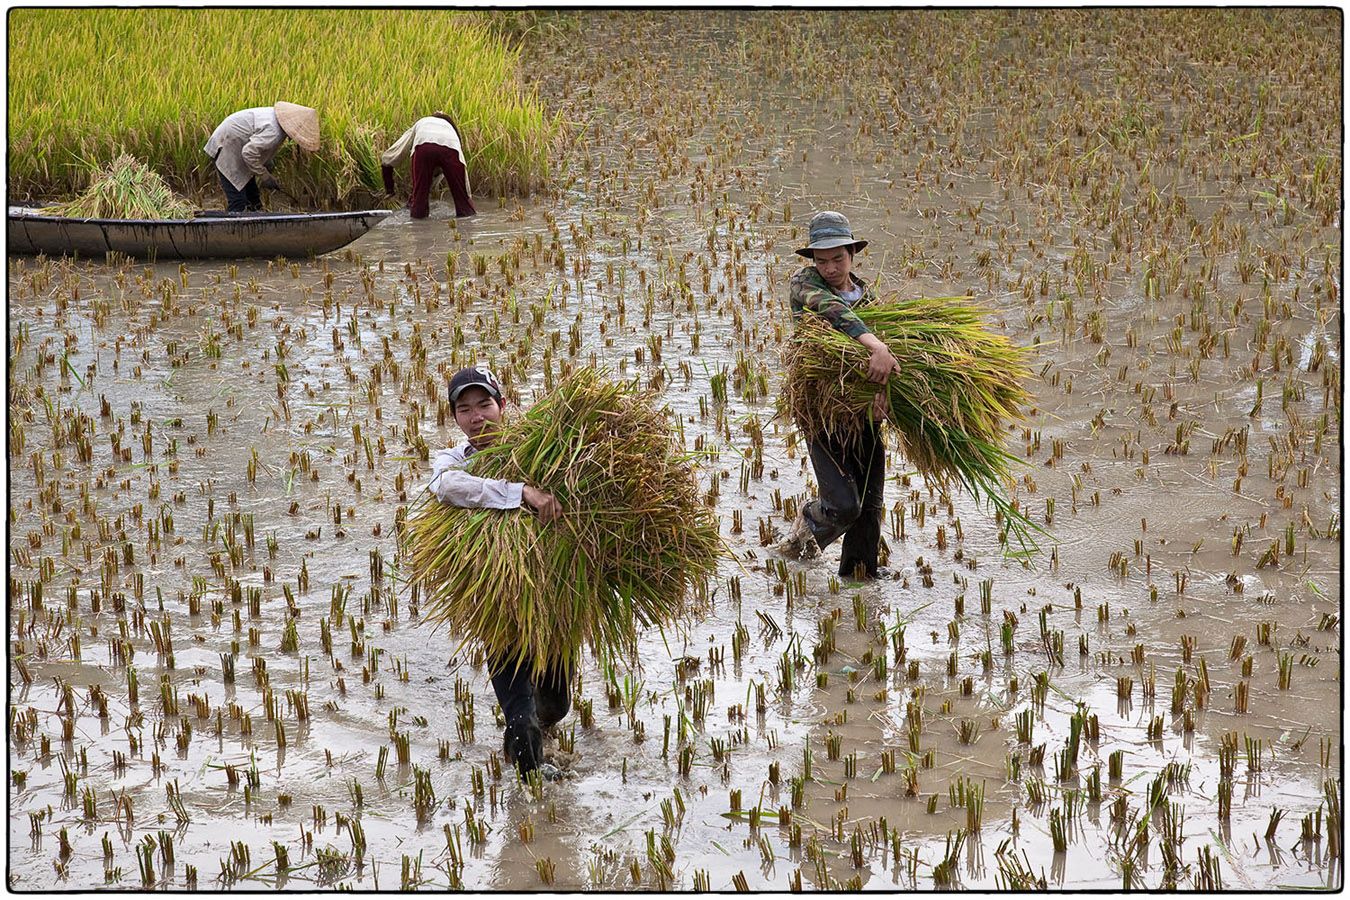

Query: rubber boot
[502,716,544,778]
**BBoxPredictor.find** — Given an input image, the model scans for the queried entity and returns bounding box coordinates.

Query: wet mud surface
[8,9,1342,890]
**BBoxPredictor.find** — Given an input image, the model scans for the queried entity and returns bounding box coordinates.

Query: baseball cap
[448,365,503,404]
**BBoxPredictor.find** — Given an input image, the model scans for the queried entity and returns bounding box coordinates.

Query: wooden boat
[7,206,391,260]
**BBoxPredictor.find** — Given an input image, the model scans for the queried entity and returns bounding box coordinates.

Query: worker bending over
[204,102,319,212]
[382,113,477,219]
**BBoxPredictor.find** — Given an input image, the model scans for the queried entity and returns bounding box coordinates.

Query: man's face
[813,245,854,291]
[453,386,503,447]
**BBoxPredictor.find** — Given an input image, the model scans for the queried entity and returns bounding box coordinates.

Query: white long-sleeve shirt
[427,442,523,509]
[204,107,286,190]
[381,117,466,164]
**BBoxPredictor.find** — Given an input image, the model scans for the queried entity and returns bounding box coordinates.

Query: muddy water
[8,9,1342,891]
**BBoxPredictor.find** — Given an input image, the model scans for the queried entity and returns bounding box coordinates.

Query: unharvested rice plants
[781,296,1036,548]
[406,368,723,678]
[8,9,555,206]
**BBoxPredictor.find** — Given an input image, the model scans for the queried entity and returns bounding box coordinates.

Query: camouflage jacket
[788,266,876,339]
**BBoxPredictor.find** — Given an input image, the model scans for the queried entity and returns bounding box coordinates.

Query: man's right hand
[858,334,901,384]
[522,485,563,524]
[866,344,900,383]
[258,174,282,191]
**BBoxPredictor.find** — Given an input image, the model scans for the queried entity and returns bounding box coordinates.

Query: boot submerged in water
[776,512,821,561]
[503,717,545,778]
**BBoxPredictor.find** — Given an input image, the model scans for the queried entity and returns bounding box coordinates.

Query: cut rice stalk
[43,153,194,220]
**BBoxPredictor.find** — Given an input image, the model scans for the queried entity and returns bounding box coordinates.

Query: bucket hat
[448,365,504,404]
[795,210,868,257]
[274,102,320,152]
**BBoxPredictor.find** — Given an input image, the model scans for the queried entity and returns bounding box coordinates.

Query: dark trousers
[802,427,885,578]
[219,173,262,213]
[490,658,572,730]
[490,656,571,775]
[410,143,476,218]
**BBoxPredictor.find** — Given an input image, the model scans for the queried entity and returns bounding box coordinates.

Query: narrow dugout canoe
[6,207,391,260]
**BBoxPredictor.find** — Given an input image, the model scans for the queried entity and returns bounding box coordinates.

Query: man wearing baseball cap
[427,365,569,778]
[778,211,899,580]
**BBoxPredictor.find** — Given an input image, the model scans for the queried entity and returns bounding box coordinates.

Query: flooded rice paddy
[7,9,1342,891]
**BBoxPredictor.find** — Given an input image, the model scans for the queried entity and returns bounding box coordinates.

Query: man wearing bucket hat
[381,112,477,219]
[427,366,569,779]
[779,211,900,580]
[204,102,320,212]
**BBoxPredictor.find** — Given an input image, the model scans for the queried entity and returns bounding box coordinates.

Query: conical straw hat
[274,102,319,152]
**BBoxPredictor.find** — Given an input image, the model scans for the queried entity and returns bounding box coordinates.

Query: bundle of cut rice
[780,295,1039,551]
[43,154,194,220]
[406,367,723,677]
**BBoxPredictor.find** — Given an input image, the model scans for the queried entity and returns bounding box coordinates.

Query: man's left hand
[871,390,890,424]
[523,485,563,524]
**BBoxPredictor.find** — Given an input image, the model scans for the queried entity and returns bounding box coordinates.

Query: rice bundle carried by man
[778,210,1037,560]
[406,365,721,778]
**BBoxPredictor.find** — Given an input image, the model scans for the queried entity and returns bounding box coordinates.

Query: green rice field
[7,8,555,207]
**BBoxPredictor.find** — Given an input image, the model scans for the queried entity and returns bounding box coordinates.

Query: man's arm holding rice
[790,270,896,422]
[380,124,418,195]
[789,270,898,384]
[851,284,898,420]
[240,118,285,189]
[428,447,563,522]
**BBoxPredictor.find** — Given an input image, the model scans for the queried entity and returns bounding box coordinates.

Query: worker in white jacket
[204,102,319,212]
[381,113,476,219]
[426,365,568,779]
[427,366,559,517]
